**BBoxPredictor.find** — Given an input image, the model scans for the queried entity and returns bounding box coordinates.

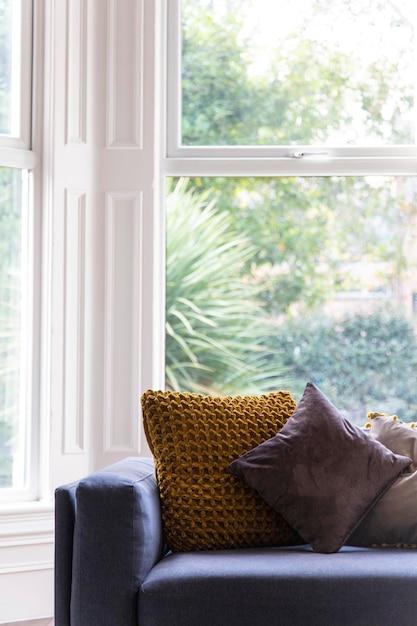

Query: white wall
[0,0,159,621]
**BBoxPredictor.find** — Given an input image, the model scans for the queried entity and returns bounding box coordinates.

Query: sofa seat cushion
[139,545,417,626]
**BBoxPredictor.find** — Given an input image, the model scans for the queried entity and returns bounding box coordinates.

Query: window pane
[0,0,24,137]
[166,175,417,424]
[0,167,28,489]
[181,0,416,146]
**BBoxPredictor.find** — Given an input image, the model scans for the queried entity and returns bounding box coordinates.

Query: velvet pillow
[348,414,417,547]
[227,382,411,553]
[141,389,302,551]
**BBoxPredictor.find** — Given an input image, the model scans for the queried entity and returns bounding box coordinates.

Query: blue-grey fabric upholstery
[55,457,166,626]
[55,457,417,626]
[140,545,417,626]
[55,480,78,626]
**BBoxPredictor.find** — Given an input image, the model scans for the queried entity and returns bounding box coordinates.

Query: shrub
[270,310,417,423]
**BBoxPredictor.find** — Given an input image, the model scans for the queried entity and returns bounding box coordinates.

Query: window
[0,0,38,500]
[0,0,32,148]
[167,0,417,159]
[164,0,417,423]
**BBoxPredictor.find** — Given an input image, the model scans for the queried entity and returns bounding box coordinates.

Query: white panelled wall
[0,0,158,621]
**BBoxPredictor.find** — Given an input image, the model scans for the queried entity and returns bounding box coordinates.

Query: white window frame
[0,0,34,155]
[0,0,42,503]
[163,0,417,178]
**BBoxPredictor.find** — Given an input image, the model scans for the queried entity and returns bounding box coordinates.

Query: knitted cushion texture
[141,389,302,551]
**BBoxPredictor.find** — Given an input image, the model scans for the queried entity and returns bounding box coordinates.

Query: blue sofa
[55,456,417,626]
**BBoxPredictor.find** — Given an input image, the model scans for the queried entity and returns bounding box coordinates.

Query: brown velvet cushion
[227,382,411,553]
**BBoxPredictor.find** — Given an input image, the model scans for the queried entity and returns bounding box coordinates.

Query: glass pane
[0,0,23,137]
[166,175,417,424]
[181,0,416,146]
[0,167,27,489]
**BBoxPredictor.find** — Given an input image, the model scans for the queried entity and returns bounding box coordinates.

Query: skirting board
[0,568,53,623]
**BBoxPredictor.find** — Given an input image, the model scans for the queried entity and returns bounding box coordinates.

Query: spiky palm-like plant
[165,179,289,395]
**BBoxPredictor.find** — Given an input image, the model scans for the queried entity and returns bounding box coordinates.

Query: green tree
[182,4,354,146]
[180,1,415,316]
[165,179,290,394]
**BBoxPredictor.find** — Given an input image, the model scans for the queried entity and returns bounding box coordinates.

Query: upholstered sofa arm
[55,457,165,626]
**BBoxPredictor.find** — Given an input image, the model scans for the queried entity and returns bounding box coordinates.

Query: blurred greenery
[269,310,417,423]
[180,1,415,315]
[0,0,11,135]
[166,177,417,423]
[182,0,413,146]
[0,1,24,487]
[0,168,22,487]
[166,179,291,394]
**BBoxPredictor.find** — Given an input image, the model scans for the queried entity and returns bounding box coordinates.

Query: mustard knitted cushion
[141,389,302,551]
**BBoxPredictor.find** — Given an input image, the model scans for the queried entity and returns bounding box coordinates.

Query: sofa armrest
[55,457,165,626]
[55,480,78,626]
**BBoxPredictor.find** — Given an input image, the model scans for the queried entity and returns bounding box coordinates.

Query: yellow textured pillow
[141,389,302,551]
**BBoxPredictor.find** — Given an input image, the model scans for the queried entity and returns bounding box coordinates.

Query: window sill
[0,500,54,552]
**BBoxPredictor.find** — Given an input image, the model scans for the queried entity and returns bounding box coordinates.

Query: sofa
[55,383,417,625]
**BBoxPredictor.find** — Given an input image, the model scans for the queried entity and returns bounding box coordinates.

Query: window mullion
[0,147,38,170]
[162,156,417,178]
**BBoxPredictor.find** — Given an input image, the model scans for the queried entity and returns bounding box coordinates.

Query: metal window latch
[292,151,328,158]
